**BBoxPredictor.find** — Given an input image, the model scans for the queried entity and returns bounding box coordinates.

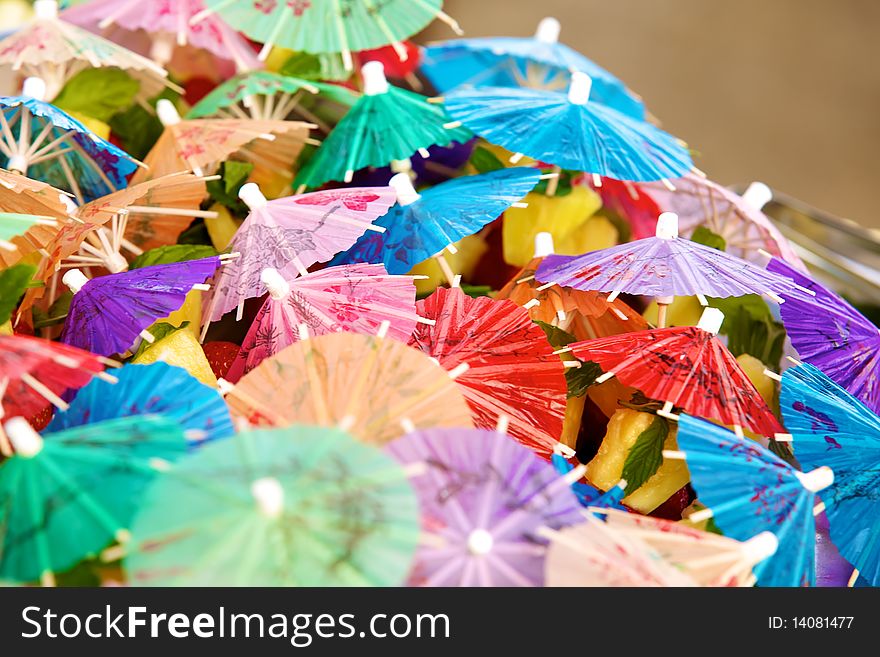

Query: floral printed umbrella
[225,264,426,382]
[224,329,474,446]
[410,286,568,458]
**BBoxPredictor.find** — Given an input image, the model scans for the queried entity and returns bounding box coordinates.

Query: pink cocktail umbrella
[386,427,582,587]
[225,263,430,382]
[202,183,397,330]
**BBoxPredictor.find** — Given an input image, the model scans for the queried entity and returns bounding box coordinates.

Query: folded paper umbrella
[188,71,358,134]
[203,183,396,327]
[0,414,187,586]
[330,168,543,282]
[778,363,880,586]
[63,0,261,71]
[294,62,472,190]
[564,307,783,438]
[48,362,234,444]
[132,99,316,182]
[0,78,139,204]
[496,232,648,340]
[0,0,176,100]
[668,413,834,587]
[409,286,568,458]
[642,176,806,268]
[767,256,880,414]
[422,16,644,119]
[224,329,474,446]
[126,425,420,586]
[598,508,779,587]
[226,264,427,382]
[0,334,116,454]
[59,256,223,357]
[542,513,699,586]
[536,212,805,328]
[551,451,627,511]
[0,212,59,260]
[192,0,462,69]
[385,427,583,586]
[442,72,694,184]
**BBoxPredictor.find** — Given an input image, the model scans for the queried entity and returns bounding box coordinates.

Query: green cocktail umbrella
[188,71,358,134]
[294,61,471,190]
[125,425,421,586]
[0,414,187,586]
[195,0,461,69]
[0,212,59,253]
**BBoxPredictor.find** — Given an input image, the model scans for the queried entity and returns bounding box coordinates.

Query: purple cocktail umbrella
[536,212,804,327]
[59,256,222,357]
[385,427,582,587]
[767,255,880,413]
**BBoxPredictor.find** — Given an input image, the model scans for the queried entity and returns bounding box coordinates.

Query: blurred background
[425,0,880,227]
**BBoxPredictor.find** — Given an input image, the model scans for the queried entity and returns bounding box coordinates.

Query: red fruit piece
[27,404,54,432]
[202,341,240,380]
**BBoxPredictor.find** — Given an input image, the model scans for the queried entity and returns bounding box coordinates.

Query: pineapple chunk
[132,326,218,387]
[736,353,776,408]
[643,295,704,327]
[586,408,691,513]
[204,203,241,251]
[154,289,202,338]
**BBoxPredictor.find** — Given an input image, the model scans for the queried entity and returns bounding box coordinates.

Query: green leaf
[690,226,726,251]
[534,320,576,349]
[459,284,494,298]
[565,360,603,398]
[532,168,576,197]
[32,291,72,329]
[109,88,182,160]
[130,244,218,270]
[176,220,212,246]
[708,294,786,368]
[131,322,189,359]
[468,146,505,174]
[0,263,36,325]
[206,161,255,215]
[619,390,666,414]
[621,416,669,492]
[279,51,349,81]
[54,68,139,123]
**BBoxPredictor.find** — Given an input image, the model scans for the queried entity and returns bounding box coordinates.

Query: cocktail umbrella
[203,183,396,326]
[224,329,473,446]
[778,363,880,586]
[767,255,880,414]
[293,62,471,189]
[422,17,644,119]
[225,264,427,382]
[131,99,315,182]
[442,72,694,185]
[496,232,647,340]
[192,0,462,69]
[409,286,568,458]
[0,0,175,100]
[598,508,779,587]
[642,175,805,268]
[59,256,223,357]
[0,414,186,586]
[551,451,627,510]
[188,72,358,134]
[0,212,59,260]
[48,362,234,444]
[0,78,139,203]
[63,0,261,71]
[330,167,542,283]
[385,427,582,587]
[536,212,804,327]
[564,307,783,438]
[0,334,116,454]
[667,413,834,587]
[126,425,420,586]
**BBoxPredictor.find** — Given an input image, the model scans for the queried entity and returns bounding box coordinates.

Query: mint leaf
[565,360,603,398]
[54,68,139,123]
[690,226,726,251]
[109,88,182,160]
[459,284,494,298]
[0,264,36,325]
[132,322,189,359]
[534,320,576,349]
[280,51,348,81]
[130,244,218,270]
[621,416,669,492]
[709,294,785,367]
[32,291,72,329]
[207,161,255,215]
[468,146,504,174]
[532,169,575,197]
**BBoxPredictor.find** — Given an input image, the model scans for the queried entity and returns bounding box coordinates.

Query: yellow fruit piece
[264,47,295,73]
[586,408,691,513]
[643,295,704,327]
[464,142,537,175]
[67,112,111,140]
[737,353,776,409]
[586,377,636,419]
[408,234,489,296]
[153,289,202,338]
[204,203,241,251]
[248,166,293,200]
[0,320,12,335]
[132,326,218,387]
[502,185,603,267]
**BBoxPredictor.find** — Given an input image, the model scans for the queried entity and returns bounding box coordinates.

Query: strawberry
[202,341,240,380]
[27,403,54,432]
